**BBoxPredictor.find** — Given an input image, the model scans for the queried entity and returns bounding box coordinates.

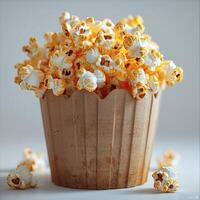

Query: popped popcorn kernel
[17,65,44,90]
[132,82,148,100]
[140,49,163,72]
[129,68,147,85]
[50,77,67,96]
[96,55,114,74]
[17,148,46,172]
[22,37,40,58]
[148,75,160,94]
[96,31,115,49]
[7,165,37,190]
[14,11,183,99]
[157,149,180,168]
[77,70,97,92]
[152,167,179,193]
[161,178,179,193]
[50,50,73,72]
[94,69,106,87]
[59,11,71,36]
[85,47,100,64]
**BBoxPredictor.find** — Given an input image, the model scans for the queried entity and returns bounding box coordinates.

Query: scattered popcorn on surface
[18,148,46,172]
[157,149,180,168]
[152,166,179,193]
[7,165,37,189]
[14,11,183,99]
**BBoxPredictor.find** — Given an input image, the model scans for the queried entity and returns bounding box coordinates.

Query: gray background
[0,0,199,199]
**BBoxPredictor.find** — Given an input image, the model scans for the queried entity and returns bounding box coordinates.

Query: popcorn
[157,149,180,168]
[129,68,147,85]
[161,178,179,193]
[123,32,149,58]
[95,19,116,49]
[17,148,46,171]
[22,37,40,58]
[152,167,179,193]
[112,57,127,80]
[124,15,145,35]
[94,69,106,87]
[7,165,37,189]
[17,65,44,90]
[50,50,73,71]
[96,31,115,49]
[85,17,95,25]
[139,49,163,71]
[45,76,66,96]
[44,32,69,51]
[59,11,71,36]
[74,56,92,71]
[101,19,115,32]
[96,55,114,74]
[72,22,92,45]
[14,11,183,99]
[77,70,97,92]
[85,47,100,64]
[132,82,148,100]
[158,60,183,86]
[166,67,183,86]
[148,75,160,94]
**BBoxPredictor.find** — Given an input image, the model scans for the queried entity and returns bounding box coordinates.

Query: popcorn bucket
[40,89,160,189]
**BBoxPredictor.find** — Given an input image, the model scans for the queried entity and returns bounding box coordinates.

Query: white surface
[0,135,199,200]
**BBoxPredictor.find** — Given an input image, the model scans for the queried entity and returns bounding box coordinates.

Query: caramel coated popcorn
[14,11,183,99]
[152,166,179,193]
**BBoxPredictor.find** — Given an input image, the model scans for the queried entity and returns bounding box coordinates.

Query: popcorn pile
[152,167,179,193]
[14,11,183,99]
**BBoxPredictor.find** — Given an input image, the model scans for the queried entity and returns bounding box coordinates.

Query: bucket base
[51,176,147,189]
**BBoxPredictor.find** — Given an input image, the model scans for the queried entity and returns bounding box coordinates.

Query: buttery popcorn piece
[50,50,74,72]
[139,49,163,71]
[18,148,46,171]
[49,77,66,96]
[18,65,44,90]
[77,70,97,92]
[96,55,114,74]
[132,82,148,100]
[148,75,160,94]
[94,69,106,87]
[157,149,180,168]
[129,68,147,85]
[158,60,183,86]
[86,47,100,64]
[152,166,179,193]
[124,32,149,59]
[22,37,40,58]
[7,165,37,189]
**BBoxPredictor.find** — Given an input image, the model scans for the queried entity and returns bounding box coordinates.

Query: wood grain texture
[40,89,160,189]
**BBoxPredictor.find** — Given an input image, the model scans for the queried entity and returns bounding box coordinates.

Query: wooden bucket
[40,89,160,189]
